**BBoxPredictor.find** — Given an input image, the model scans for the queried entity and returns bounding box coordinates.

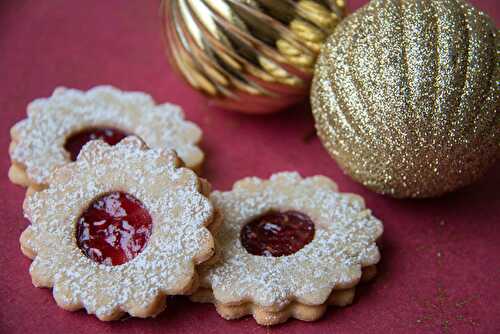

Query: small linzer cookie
[20,137,215,321]
[9,86,204,194]
[191,172,383,326]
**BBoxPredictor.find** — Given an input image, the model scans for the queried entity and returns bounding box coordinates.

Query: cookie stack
[9,86,383,325]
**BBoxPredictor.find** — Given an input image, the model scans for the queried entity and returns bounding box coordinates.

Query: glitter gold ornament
[311,0,499,198]
[162,0,345,114]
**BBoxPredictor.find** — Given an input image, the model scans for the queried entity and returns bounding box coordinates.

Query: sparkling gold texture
[311,0,499,198]
[162,0,345,113]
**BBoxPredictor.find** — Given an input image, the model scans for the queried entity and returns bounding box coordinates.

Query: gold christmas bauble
[162,0,345,114]
[312,0,499,198]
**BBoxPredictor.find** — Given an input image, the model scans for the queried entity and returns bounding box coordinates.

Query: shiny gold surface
[311,0,499,198]
[162,0,344,113]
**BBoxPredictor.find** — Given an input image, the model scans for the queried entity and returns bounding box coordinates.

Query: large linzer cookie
[191,172,383,325]
[9,86,204,194]
[19,137,215,321]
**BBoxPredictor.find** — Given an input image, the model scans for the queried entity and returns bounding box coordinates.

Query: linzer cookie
[191,172,383,325]
[20,137,215,320]
[9,86,204,193]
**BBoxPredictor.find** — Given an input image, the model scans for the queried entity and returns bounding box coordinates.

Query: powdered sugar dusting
[200,172,383,309]
[21,137,214,320]
[11,86,204,186]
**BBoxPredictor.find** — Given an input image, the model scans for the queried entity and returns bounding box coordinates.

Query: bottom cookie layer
[191,265,377,326]
[8,162,47,195]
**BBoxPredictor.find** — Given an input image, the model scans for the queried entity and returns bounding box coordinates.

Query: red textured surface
[76,192,153,266]
[241,211,315,257]
[64,127,129,161]
[0,1,499,333]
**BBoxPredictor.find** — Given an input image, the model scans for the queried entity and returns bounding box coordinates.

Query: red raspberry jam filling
[76,191,153,266]
[240,210,315,257]
[64,127,129,161]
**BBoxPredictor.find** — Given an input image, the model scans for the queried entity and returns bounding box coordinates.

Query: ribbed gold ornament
[162,0,345,113]
[312,0,499,198]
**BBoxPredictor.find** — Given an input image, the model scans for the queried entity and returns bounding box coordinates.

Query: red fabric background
[0,1,499,333]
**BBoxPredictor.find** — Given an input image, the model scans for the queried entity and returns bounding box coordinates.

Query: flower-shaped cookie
[20,137,215,320]
[9,86,204,193]
[192,172,383,325]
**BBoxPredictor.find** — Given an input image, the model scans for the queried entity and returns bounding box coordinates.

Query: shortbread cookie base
[9,140,47,193]
[9,157,202,196]
[192,265,377,326]
[192,288,354,325]
[52,289,170,321]
[188,160,203,176]
[9,140,203,195]
[18,138,216,321]
[195,173,383,325]
[8,162,47,195]
[10,86,206,189]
